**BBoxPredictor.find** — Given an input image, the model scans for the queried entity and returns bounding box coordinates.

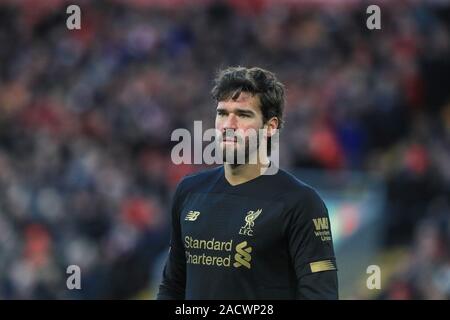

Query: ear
[264,117,279,138]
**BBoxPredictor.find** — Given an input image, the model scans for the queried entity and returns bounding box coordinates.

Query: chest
[179,192,285,253]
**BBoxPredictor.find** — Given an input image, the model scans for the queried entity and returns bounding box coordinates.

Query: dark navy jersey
[157,166,338,300]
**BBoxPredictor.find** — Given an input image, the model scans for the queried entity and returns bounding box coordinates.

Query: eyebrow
[216,107,256,116]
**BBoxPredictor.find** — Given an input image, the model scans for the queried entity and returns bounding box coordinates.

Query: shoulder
[272,169,327,212]
[272,169,322,198]
[174,166,223,198]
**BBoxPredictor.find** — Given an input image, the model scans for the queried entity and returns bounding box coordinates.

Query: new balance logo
[312,217,329,231]
[185,211,201,221]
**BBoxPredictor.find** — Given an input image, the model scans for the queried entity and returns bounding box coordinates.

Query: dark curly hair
[211,66,285,129]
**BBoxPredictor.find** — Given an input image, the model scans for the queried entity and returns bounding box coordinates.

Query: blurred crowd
[0,0,449,299]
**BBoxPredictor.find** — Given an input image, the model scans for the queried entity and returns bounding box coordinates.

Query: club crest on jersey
[239,209,262,236]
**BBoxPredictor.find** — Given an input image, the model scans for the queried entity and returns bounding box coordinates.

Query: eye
[238,113,251,118]
[217,110,226,117]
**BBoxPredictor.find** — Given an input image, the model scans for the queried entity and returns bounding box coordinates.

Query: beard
[220,128,264,166]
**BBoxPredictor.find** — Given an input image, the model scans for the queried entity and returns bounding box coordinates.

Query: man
[157,67,338,299]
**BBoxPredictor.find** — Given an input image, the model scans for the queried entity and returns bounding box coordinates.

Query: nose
[222,113,238,130]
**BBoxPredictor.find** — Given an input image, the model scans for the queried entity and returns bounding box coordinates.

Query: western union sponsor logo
[312,217,331,242]
[312,217,329,231]
[314,230,332,241]
[310,260,336,273]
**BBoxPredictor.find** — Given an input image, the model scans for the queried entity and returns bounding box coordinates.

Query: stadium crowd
[0,0,449,299]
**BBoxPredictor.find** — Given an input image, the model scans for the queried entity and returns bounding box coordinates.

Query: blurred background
[0,0,449,299]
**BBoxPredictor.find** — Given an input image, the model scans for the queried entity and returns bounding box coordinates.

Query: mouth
[222,136,239,145]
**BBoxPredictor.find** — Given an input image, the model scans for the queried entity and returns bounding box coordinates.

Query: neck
[224,160,270,186]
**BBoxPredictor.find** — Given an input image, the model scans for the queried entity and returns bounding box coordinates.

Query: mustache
[219,130,244,143]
